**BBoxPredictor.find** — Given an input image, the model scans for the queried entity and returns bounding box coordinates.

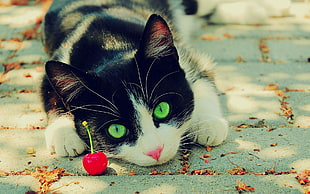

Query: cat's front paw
[194,118,228,146]
[45,117,86,156]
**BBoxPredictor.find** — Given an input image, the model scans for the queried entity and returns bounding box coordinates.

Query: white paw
[193,118,228,146]
[45,116,86,156]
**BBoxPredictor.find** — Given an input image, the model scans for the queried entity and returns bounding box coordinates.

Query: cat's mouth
[117,142,179,166]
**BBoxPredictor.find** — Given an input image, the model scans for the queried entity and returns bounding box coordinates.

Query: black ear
[138,14,178,60]
[45,61,89,106]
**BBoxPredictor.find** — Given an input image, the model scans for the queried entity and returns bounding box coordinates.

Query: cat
[177,0,291,25]
[41,0,228,166]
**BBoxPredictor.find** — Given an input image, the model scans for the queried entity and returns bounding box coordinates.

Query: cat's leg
[45,113,86,156]
[190,79,228,146]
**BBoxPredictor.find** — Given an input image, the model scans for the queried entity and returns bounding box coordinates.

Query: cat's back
[43,0,172,73]
[43,0,170,57]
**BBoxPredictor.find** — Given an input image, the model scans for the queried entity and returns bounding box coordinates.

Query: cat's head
[45,14,194,166]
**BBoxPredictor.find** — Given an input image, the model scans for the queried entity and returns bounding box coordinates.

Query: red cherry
[82,152,108,175]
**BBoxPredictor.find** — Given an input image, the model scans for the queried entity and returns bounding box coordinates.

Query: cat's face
[73,57,193,166]
[45,15,194,166]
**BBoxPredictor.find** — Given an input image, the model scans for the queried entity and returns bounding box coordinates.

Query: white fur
[189,79,228,146]
[210,1,269,25]
[206,0,291,24]
[196,0,219,16]
[45,115,86,156]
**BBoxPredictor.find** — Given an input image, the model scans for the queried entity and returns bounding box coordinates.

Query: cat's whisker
[96,118,119,133]
[181,117,217,142]
[180,129,201,142]
[134,56,147,100]
[145,58,158,102]
[70,104,120,115]
[125,82,143,95]
[70,106,121,118]
[149,70,179,102]
[77,78,119,114]
[178,148,193,153]
[152,92,183,104]
[179,142,196,150]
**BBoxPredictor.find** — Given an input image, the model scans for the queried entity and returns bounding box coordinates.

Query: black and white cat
[41,0,228,166]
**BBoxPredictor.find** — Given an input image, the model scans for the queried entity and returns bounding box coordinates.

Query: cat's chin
[116,143,180,166]
[125,155,174,167]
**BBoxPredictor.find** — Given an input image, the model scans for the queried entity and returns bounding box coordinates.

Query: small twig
[220,151,241,157]
[227,157,243,169]
[248,152,260,159]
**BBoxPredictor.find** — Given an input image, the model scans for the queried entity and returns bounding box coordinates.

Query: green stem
[82,121,94,154]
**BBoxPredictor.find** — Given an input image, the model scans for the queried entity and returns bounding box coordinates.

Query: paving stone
[267,39,310,62]
[192,39,262,62]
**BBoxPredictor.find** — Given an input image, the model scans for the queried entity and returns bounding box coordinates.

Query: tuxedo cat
[41,0,228,166]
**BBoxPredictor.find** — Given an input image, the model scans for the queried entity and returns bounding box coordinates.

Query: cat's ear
[45,61,89,107]
[138,14,178,60]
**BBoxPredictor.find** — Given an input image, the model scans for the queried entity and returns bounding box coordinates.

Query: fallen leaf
[0,170,9,176]
[264,83,279,91]
[11,0,28,5]
[223,33,234,38]
[235,180,255,192]
[206,145,213,152]
[270,142,278,147]
[236,56,247,63]
[266,128,276,132]
[201,35,221,41]
[128,170,136,176]
[26,147,35,154]
[227,168,247,175]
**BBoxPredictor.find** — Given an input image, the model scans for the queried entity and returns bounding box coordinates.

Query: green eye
[154,102,170,119]
[108,124,127,139]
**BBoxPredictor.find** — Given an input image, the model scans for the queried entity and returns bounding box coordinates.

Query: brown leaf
[235,180,255,192]
[206,145,213,152]
[227,168,247,175]
[11,0,28,5]
[264,83,279,91]
[270,142,278,147]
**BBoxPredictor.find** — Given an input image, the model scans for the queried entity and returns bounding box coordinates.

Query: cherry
[83,152,108,175]
[82,121,108,176]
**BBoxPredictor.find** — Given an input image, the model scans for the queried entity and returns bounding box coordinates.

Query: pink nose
[146,146,163,161]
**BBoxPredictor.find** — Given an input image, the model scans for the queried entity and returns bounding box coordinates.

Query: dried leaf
[270,142,278,147]
[11,0,28,5]
[266,128,276,132]
[264,83,279,91]
[0,170,9,176]
[235,180,255,192]
[201,35,221,41]
[206,145,213,152]
[223,33,234,39]
[227,168,247,175]
[128,170,136,176]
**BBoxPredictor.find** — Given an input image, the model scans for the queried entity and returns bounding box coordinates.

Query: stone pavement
[0,1,309,193]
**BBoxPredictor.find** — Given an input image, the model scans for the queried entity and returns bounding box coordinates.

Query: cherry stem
[82,121,94,154]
